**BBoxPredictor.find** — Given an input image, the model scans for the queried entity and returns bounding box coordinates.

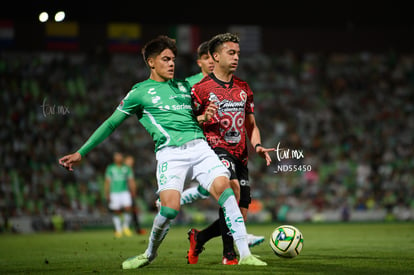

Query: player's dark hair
[142,35,177,66]
[208,33,240,59]
[197,41,209,59]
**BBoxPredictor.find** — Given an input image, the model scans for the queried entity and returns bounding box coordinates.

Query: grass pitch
[0,222,413,274]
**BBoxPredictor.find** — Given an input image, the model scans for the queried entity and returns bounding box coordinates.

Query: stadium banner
[0,20,14,48]
[169,24,200,54]
[45,22,79,51]
[228,25,261,53]
[107,23,141,53]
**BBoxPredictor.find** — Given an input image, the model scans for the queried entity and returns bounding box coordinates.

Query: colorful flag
[45,22,79,51]
[170,25,200,54]
[0,20,14,48]
[107,23,141,53]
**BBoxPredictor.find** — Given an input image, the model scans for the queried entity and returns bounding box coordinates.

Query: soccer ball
[269,225,304,258]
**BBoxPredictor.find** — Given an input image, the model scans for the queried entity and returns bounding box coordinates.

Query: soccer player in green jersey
[185,41,215,87]
[104,152,135,238]
[59,35,266,268]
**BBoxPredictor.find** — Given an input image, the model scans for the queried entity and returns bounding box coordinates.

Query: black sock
[132,210,141,231]
[196,219,220,250]
[219,207,236,255]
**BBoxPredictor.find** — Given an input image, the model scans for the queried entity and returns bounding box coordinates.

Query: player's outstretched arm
[58,110,129,171]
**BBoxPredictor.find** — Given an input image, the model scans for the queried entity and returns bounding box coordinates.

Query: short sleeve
[245,84,254,114]
[105,166,111,180]
[191,86,204,116]
[127,166,134,179]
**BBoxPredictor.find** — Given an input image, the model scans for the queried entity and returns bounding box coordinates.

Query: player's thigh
[156,148,189,194]
[191,142,230,194]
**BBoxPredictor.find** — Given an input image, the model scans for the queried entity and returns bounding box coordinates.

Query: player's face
[216,42,240,73]
[197,53,214,75]
[148,48,175,81]
[114,153,123,165]
[124,156,134,167]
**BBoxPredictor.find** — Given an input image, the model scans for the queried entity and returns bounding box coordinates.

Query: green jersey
[105,164,133,193]
[77,78,205,156]
[185,72,204,87]
[117,78,205,151]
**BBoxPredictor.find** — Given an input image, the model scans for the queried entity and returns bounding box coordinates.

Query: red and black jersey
[192,73,254,166]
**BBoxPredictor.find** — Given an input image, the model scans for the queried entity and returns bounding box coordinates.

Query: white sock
[180,186,208,205]
[219,189,251,259]
[122,212,131,229]
[112,215,122,233]
[145,213,171,260]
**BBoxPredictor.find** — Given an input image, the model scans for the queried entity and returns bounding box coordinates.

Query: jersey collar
[209,73,233,89]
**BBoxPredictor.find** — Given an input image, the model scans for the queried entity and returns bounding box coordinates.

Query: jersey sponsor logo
[157,104,192,111]
[148,88,156,95]
[209,92,245,112]
[172,103,192,110]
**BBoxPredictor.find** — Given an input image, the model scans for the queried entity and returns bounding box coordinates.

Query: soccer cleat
[123,227,133,237]
[247,233,265,247]
[114,231,122,238]
[186,228,204,264]
[238,254,267,266]
[121,253,151,269]
[222,251,239,265]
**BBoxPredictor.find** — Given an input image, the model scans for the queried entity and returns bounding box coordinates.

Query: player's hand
[256,146,275,166]
[58,152,82,171]
[202,101,218,122]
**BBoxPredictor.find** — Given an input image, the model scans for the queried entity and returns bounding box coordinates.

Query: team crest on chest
[177,82,187,93]
[240,90,247,102]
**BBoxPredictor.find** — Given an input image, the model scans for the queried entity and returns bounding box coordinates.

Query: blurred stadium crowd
[1,49,413,231]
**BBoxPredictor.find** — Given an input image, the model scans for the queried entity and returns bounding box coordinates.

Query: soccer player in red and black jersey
[187,33,275,265]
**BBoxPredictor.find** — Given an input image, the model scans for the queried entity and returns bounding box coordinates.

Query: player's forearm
[246,114,262,148]
[248,125,262,149]
[77,110,128,157]
[128,179,136,197]
[104,179,110,199]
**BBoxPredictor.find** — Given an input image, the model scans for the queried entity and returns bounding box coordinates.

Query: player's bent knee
[209,176,231,200]
[160,205,179,219]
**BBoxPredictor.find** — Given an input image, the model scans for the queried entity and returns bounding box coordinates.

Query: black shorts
[214,147,251,208]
